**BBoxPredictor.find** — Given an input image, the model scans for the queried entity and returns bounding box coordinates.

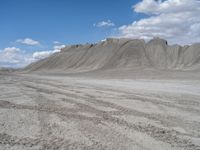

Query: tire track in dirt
[1,74,200,150]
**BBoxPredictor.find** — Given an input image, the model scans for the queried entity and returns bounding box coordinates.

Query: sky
[0,0,200,68]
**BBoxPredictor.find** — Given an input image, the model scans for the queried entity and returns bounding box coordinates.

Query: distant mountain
[24,37,200,73]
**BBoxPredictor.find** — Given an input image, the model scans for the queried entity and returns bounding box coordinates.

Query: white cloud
[119,0,200,45]
[134,0,199,14]
[0,47,32,68]
[53,41,61,45]
[16,38,40,46]
[32,44,65,60]
[53,45,65,50]
[94,20,115,27]
[32,50,55,60]
[0,44,65,68]
[3,47,21,54]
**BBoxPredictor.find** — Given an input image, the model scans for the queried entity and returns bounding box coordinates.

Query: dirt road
[0,73,200,150]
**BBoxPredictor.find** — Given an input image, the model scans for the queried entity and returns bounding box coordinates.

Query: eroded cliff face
[24,37,200,73]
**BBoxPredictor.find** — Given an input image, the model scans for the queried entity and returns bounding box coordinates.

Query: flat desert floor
[0,73,200,150]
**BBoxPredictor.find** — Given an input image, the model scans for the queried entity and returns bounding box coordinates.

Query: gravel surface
[0,73,200,150]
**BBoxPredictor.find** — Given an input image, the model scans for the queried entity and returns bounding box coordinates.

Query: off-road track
[0,73,200,150]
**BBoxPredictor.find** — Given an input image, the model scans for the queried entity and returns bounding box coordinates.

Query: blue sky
[0,0,200,68]
[0,0,143,50]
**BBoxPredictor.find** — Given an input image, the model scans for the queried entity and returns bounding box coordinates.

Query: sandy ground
[0,73,200,150]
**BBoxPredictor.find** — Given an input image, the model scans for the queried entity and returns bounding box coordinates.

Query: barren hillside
[24,38,200,74]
